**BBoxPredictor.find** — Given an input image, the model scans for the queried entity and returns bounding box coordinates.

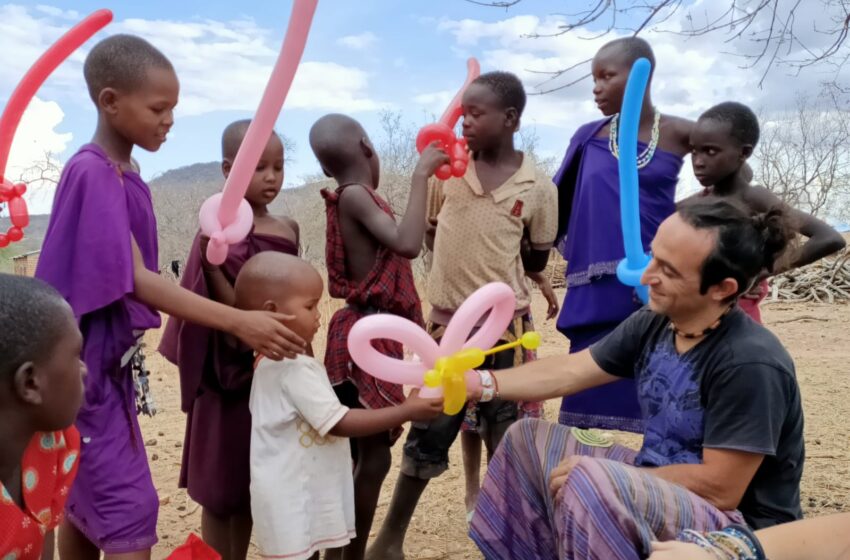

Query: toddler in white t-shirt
[233,252,443,560]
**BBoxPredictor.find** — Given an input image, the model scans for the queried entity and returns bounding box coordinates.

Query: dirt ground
[141,290,850,559]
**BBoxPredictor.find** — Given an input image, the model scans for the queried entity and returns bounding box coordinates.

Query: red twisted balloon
[0,9,113,247]
[415,58,480,180]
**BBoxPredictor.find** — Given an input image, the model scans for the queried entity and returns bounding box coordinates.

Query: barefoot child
[688,101,846,322]
[309,114,448,560]
[235,252,443,560]
[35,35,305,559]
[0,275,84,559]
[369,71,558,559]
[159,120,300,560]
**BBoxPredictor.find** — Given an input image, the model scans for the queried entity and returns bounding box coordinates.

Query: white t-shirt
[249,354,355,559]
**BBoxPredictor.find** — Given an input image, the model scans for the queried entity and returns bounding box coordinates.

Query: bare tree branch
[755,93,850,220]
[471,0,850,92]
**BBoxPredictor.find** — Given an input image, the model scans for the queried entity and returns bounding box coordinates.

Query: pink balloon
[198,193,253,265]
[347,282,517,399]
[199,0,318,265]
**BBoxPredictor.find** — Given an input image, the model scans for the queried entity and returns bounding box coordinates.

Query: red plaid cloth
[321,184,424,429]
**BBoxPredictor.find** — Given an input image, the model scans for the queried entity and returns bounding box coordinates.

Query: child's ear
[322,167,332,178]
[222,159,233,179]
[97,87,120,115]
[262,300,279,313]
[13,362,43,406]
[740,144,754,160]
[360,137,374,159]
[504,107,519,131]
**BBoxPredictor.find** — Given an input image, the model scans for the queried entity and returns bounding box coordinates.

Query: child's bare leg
[201,508,232,560]
[460,431,482,516]
[58,520,100,560]
[366,473,429,560]
[230,509,253,560]
[343,432,393,560]
[58,519,152,560]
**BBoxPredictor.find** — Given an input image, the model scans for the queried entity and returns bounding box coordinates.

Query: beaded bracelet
[677,525,765,560]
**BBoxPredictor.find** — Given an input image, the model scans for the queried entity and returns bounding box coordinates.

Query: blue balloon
[615,57,652,304]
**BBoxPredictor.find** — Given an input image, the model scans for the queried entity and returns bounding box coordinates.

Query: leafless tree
[519,127,561,177]
[467,0,850,92]
[0,151,62,219]
[754,94,850,219]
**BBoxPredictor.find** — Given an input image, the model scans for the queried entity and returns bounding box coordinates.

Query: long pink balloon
[347,282,517,399]
[0,9,113,181]
[199,0,318,265]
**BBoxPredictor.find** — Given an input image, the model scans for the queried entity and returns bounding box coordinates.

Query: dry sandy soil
[140,290,850,559]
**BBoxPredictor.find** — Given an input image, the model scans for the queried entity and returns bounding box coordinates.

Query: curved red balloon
[415,58,480,180]
[0,9,112,246]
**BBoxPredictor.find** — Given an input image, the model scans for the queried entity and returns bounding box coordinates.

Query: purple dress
[553,119,682,432]
[35,143,161,553]
[159,229,298,516]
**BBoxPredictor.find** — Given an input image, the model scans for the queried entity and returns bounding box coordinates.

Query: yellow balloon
[521,331,541,350]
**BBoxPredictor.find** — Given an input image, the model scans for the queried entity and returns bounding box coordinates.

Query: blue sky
[0,1,833,214]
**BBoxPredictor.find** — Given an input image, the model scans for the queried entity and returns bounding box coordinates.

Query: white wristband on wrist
[479,369,496,402]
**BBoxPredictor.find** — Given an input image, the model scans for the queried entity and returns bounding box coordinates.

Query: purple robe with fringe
[552,119,682,432]
[35,143,161,553]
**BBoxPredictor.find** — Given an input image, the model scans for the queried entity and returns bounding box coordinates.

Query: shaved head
[598,36,656,76]
[221,119,282,162]
[309,113,374,178]
[234,252,322,311]
[84,34,174,103]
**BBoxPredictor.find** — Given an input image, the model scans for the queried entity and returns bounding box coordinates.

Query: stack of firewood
[768,249,850,303]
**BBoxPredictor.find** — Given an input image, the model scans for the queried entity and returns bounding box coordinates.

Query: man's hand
[549,456,583,497]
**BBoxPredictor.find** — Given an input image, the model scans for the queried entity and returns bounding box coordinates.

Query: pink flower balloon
[347,282,517,412]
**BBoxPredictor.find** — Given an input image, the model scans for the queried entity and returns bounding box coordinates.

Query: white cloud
[116,17,384,116]
[413,90,453,113]
[4,97,71,214]
[0,6,385,119]
[337,32,378,50]
[435,5,834,129]
[0,4,101,105]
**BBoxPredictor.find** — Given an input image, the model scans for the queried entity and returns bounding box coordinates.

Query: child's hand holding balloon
[414,142,451,180]
[401,388,444,422]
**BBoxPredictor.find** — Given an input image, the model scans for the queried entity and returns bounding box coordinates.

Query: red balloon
[7,227,23,242]
[415,58,481,180]
[9,197,28,228]
[0,10,109,247]
[0,10,112,180]
[416,123,453,154]
[434,164,452,181]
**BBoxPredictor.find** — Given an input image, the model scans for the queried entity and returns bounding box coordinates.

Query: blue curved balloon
[615,57,652,304]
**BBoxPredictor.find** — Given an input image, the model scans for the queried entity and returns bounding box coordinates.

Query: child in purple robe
[552,37,694,432]
[159,120,300,560]
[35,35,305,559]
